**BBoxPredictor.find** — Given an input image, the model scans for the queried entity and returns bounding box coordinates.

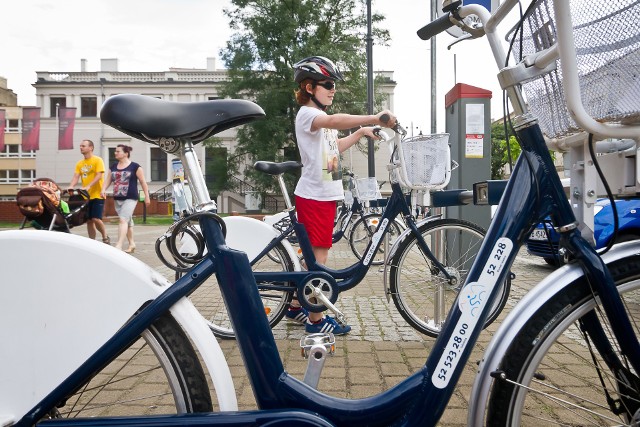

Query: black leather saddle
[100,94,265,145]
[254,161,302,175]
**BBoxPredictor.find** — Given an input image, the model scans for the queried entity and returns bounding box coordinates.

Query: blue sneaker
[305,316,351,335]
[285,307,309,325]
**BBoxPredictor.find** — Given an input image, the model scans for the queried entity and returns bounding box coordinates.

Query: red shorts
[295,196,336,248]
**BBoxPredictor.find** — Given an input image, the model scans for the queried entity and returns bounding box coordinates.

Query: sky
[1,0,519,134]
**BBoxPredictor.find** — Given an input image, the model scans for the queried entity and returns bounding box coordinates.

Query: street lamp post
[366,0,375,178]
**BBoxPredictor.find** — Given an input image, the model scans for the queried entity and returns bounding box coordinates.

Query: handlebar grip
[417,12,454,40]
[380,113,390,124]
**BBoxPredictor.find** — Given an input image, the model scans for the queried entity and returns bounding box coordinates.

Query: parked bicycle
[3,1,639,425]
[157,122,506,340]
[263,169,405,264]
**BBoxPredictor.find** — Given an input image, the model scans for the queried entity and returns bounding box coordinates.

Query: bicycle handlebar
[417,12,454,40]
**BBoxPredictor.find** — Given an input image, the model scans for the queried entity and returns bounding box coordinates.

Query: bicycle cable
[587,133,620,255]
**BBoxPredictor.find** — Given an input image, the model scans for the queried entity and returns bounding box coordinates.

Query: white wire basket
[343,189,354,206]
[355,177,382,201]
[391,133,451,191]
[509,0,640,139]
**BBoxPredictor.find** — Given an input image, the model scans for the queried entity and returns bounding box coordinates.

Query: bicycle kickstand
[300,333,336,389]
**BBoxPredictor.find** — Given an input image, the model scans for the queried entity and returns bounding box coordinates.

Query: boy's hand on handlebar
[376,110,397,128]
[359,126,382,141]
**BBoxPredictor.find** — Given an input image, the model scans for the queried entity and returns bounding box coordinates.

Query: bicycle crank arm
[311,287,347,325]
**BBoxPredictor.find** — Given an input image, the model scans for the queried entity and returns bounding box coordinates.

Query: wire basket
[509,0,640,139]
[343,189,354,206]
[355,177,382,201]
[391,133,451,191]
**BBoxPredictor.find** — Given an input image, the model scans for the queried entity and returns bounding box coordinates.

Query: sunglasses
[315,81,336,90]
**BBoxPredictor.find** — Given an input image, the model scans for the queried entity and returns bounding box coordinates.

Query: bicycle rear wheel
[390,218,510,337]
[188,242,295,339]
[486,255,640,426]
[349,213,403,265]
[48,312,213,419]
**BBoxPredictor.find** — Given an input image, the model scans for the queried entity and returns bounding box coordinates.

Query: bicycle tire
[49,312,212,419]
[486,255,640,426]
[348,213,402,265]
[188,242,295,339]
[390,218,510,337]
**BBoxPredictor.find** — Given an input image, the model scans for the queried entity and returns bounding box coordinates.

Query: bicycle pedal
[300,332,335,358]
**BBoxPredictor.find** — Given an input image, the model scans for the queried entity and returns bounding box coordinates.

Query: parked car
[525,198,640,265]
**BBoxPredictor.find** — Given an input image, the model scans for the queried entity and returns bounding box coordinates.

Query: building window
[50,97,66,117]
[81,96,97,117]
[0,144,36,158]
[150,147,167,181]
[207,96,220,101]
[6,119,19,132]
[0,169,34,183]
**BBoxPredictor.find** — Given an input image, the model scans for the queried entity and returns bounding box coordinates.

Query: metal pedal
[300,332,336,389]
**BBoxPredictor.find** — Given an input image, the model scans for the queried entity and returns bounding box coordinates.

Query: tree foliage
[490,119,520,179]
[219,0,390,194]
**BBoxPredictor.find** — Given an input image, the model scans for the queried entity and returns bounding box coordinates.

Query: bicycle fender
[0,230,169,422]
[262,210,288,227]
[169,298,237,410]
[224,216,301,271]
[467,240,640,426]
[382,215,442,302]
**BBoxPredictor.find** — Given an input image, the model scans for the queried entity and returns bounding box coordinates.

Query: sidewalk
[79,221,553,426]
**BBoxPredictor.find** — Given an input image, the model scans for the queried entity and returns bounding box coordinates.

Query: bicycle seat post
[180,140,217,212]
[277,174,294,210]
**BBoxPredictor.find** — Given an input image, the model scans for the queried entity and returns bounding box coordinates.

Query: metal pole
[430,0,437,134]
[366,0,375,177]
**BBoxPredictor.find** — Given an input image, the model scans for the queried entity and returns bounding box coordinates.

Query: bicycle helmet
[293,56,344,83]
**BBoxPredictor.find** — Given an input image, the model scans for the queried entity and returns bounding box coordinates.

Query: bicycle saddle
[254,161,302,175]
[100,94,265,145]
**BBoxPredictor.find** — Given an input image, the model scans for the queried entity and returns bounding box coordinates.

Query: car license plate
[529,229,548,241]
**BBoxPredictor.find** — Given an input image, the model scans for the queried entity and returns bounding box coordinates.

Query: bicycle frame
[251,180,450,297]
[217,115,640,427]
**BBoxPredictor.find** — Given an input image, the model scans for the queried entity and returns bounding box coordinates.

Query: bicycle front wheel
[390,218,510,337]
[349,213,403,265]
[188,242,295,339]
[486,254,640,426]
[49,312,213,419]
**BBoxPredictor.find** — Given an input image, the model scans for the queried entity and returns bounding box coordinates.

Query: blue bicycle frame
[250,180,451,303]
[219,116,640,425]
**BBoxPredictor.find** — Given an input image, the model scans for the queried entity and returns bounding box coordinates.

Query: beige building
[7,59,396,212]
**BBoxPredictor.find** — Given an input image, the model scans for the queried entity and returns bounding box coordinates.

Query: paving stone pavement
[80,221,554,425]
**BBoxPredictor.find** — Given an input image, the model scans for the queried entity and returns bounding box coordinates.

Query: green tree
[219,0,390,195]
[490,120,520,179]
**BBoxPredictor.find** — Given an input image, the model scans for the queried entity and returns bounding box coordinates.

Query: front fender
[467,240,640,426]
[0,231,170,422]
[224,216,301,271]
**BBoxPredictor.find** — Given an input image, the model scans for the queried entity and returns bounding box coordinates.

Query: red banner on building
[58,107,76,150]
[0,109,5,152]
[21,107,41,151]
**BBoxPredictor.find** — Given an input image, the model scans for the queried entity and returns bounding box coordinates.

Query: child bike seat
[100,94,265,145]
[254,161,303,175]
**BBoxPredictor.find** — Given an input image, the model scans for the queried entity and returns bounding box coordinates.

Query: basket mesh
[355,177,381,201]
[397,134,450,189]
[510,0,640,139]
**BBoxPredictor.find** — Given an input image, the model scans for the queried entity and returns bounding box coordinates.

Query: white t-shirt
[294,106,344,201]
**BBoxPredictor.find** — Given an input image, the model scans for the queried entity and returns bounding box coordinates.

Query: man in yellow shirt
[68,139,110,244]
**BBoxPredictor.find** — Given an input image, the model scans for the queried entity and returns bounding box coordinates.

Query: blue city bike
[2,0,640,425]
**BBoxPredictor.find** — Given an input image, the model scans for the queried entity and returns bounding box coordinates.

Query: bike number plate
[432,237,513,389]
